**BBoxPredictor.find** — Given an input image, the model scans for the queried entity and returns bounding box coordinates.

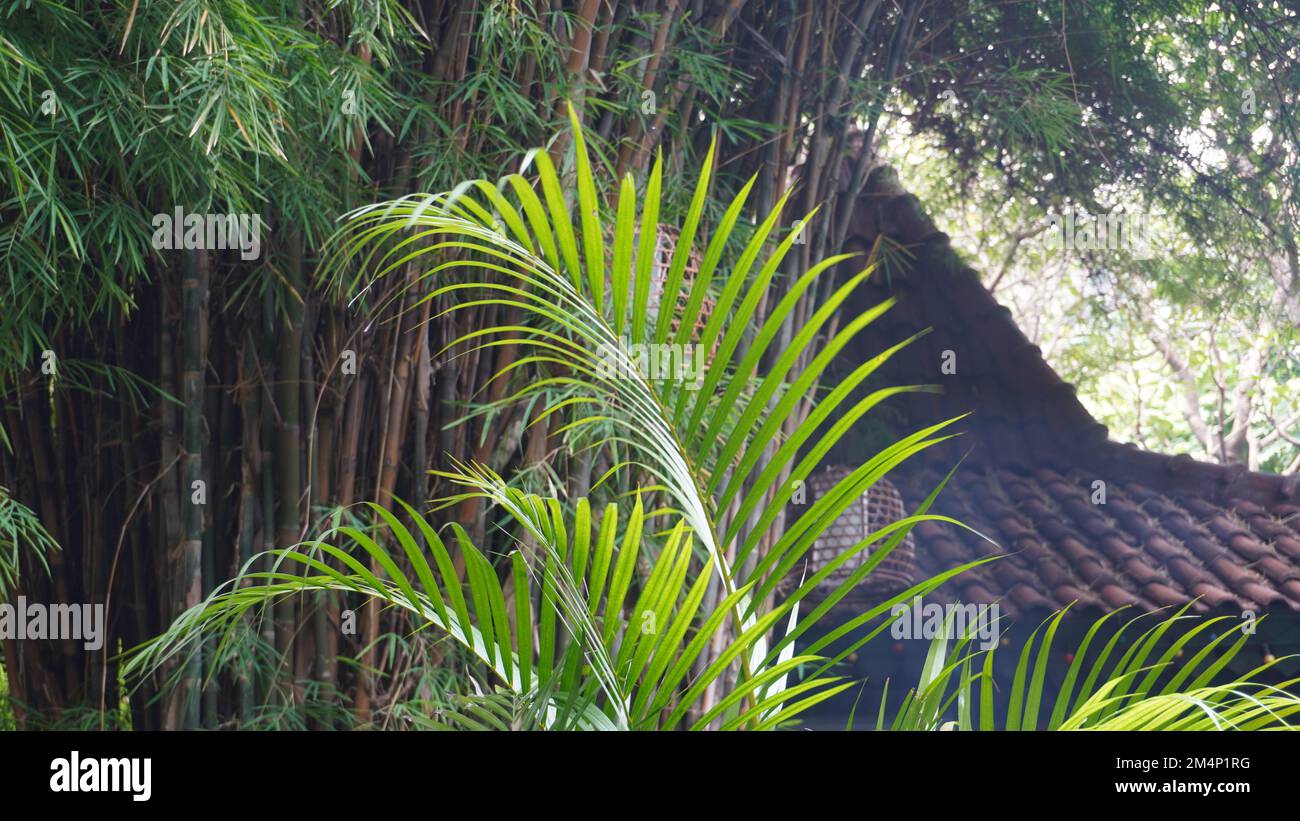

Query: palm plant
[880,605,1300,731]
[130,107,986,728]
[132,463,990,729]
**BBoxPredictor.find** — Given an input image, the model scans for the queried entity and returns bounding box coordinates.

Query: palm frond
[882,606,1300,731]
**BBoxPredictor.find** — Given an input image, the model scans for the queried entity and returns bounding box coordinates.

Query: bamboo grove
[2,0,1296,729]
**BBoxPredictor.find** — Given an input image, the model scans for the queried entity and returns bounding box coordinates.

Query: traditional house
[805,166,1300,719]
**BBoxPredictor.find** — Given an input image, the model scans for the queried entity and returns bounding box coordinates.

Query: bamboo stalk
[236,334,260,722]
[275,233,306,702]
[177,247,208,730]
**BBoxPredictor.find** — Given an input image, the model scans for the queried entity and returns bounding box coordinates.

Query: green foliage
[10,0,1293,729]
[0,485,57,602]
[129,467,985,730]
[0,663,12,731]
[131,113,987,728]
[0,0,415,359]
[881,606,1300,731]
[887,1,1299,473]
[133,113,1299,730]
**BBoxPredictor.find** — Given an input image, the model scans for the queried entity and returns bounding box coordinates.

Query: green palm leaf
[882,607,1300,731]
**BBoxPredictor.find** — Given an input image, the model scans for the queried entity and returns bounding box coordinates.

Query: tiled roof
[895,463,1300,617]
[830,166,1300,618]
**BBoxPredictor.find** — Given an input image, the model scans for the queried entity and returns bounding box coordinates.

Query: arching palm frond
[324,105,986,649]
[127,466,989,729]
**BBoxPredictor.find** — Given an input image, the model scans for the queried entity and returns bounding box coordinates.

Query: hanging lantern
[796,465,917,602]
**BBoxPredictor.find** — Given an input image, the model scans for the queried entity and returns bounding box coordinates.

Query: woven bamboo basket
[793,466,917,601]
[633,224,716,350]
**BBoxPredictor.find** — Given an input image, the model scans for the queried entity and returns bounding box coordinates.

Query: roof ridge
[843,165,1299,506]
[1090,440,1300,506]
